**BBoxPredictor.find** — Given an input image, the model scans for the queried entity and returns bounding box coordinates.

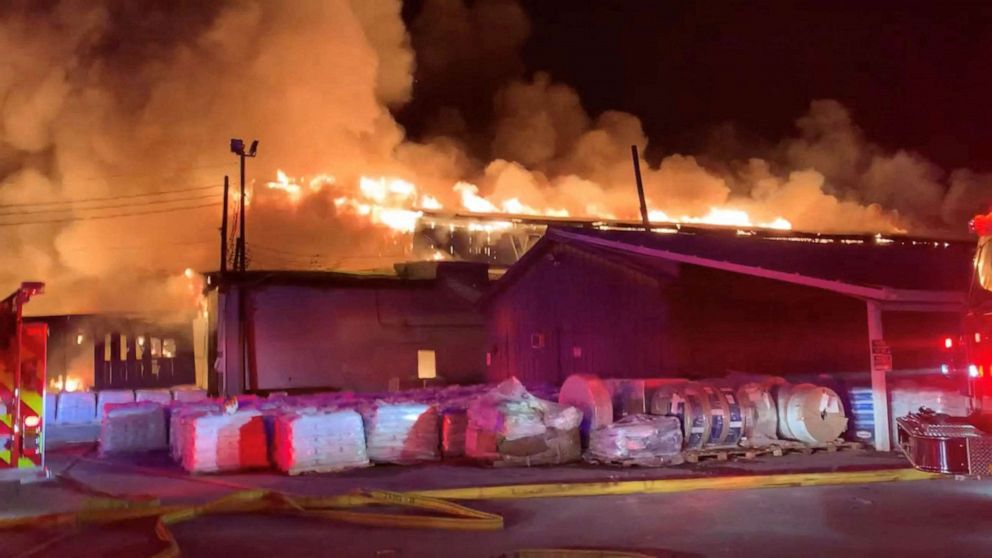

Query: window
[104,334,112,362]
[163,338,176,359]
[120,334,128,361]
[151,337,162,358]
[136,335,145,359]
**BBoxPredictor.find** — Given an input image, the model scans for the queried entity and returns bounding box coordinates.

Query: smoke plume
[0,0,989,317]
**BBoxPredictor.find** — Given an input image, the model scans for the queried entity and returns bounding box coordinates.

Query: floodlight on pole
[230,137,258,272]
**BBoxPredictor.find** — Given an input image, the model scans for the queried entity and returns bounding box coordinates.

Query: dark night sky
[401,1,992,172]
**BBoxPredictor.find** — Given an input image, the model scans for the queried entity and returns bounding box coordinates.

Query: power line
[0,184,222,209]
[0,202,221,227]
[64,239,215,252]
[0,192,220,216]
[56,163,236,183]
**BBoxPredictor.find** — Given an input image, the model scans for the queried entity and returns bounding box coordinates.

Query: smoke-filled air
[1,0,990,316]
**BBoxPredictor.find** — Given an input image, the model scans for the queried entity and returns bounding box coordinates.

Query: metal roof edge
[550,228,963,303]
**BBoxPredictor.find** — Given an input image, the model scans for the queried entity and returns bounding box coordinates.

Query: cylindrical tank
[559,374,614,441]
[776,383,848,445]
[737,382,778,444]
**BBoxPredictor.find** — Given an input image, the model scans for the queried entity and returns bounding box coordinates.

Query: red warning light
[944,337,954,349]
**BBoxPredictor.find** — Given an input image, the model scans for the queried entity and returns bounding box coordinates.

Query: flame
[49,375,83,393]
[259,169,794,238]
[266,169,303,202]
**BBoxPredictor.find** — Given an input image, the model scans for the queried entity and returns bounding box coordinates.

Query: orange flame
[262,169,794,235]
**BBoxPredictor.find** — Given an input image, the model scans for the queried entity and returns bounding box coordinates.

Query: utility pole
[220,175,229,277]
[230,139,258,272]
[630,145,651,231]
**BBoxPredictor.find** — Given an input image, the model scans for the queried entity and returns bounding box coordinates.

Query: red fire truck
[0,282,48,481]
[899,212,992,476]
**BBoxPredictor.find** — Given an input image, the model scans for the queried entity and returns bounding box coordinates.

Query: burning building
[28,314,199,393]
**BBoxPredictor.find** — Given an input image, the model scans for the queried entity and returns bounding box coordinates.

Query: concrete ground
[4,447,985,558]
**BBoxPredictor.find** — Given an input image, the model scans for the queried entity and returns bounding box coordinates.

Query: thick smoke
[1,0,990,317]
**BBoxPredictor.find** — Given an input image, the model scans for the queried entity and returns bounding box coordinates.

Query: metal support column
[867,300,891,451]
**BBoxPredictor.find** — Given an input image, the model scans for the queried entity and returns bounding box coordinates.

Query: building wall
[485,243,957,384]
[486,243,676,384]
[229,283,485,392]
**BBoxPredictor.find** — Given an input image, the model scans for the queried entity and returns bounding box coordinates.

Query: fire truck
[0,282,48,481]
[898,212,992,476]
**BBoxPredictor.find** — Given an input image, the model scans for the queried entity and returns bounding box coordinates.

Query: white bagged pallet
[171,387,208,402]
[180,410,269,473]
[99,402,168,455]
[273,409,369,474]
[363,402,439,464]
[169,401,224,462]
[135,389,173,406]
[56,391,97,424]
[96,390,135,419]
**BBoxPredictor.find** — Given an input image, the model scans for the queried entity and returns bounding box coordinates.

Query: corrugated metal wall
[236,284,485,392]
[485,242,959,384]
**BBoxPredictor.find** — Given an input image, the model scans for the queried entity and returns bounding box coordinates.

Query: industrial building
[207,260,489,395]
[482,226,976,450]
[27,314,197,393]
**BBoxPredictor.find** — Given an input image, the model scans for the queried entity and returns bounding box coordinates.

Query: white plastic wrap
[96,390,135,419]
[135,389,173,405]
[180,410,269,473]
[468,377,549,441]
[466,378,583,465]
[363,402,440,464]
[99,402,168,455]
[273,409,370,474]
[171,387,209,403]
[169,401,223,462]
[586,414,683,466]
[56,391,97,424]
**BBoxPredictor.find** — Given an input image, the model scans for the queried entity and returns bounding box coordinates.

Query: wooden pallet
[684,440,864,463]
[683,446,764,463]
[762,439,864,457]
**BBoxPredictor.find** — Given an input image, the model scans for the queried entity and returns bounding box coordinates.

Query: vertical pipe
[238,154,246,272]
[220,176,229,276]
[630,145,651,231]
[866,300,891,451]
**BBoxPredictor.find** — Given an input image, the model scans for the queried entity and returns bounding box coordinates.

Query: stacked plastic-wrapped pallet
[96,390,134,419]
[180,410,269,473]
[171,386,209,403]
[586,414,683,466]
[135,389,173,405]
[169,401,223,462]
[273,409,370,474]
[363,401,440,464]
[56,391,97,424]
[99,402,168,455]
